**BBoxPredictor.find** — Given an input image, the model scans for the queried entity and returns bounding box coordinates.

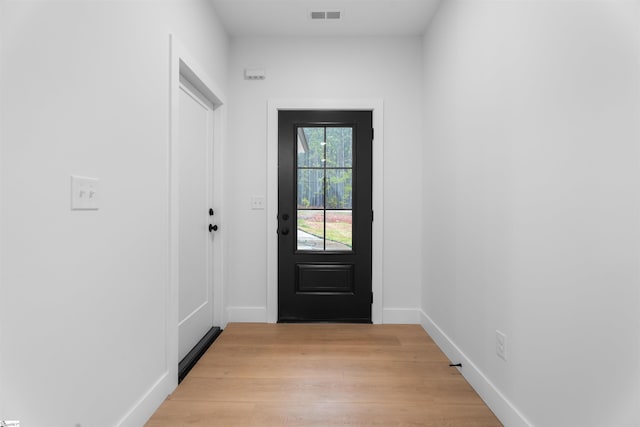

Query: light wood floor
[146,323,502,426]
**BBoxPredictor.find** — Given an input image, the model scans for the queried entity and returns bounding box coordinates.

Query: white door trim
[168,34,226,385]
[266,99,384,324]
[118,34,227,427]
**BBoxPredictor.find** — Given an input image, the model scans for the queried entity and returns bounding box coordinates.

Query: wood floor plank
[197,343,450,363]
[145,401,256,427]
[250,402,502,427]
[188,358,458,379]
[146,323,502,427]
[169,376,484,405]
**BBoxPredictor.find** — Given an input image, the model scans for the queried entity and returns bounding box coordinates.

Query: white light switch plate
[251,196,265,210]
[71,175,99,210]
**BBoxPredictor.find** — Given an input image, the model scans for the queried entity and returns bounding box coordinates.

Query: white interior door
[178,76,214,361]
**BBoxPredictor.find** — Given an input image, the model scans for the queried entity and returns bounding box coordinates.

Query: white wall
[226,36,423,323]
[0,0,5,420]
[422,1,640,426]
[0,1,228,425]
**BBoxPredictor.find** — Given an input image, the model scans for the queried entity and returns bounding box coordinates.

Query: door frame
[168,34,226,388]
[267,100,384,324]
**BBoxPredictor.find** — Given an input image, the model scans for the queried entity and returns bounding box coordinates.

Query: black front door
[278,110,373,323]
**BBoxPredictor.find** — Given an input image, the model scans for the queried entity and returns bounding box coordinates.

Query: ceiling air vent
[310,10,341,20]
[326,11,341,20]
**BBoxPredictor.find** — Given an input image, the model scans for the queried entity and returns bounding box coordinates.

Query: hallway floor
[146,323,502,426]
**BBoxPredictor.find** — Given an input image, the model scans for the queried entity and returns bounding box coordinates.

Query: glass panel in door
[296,126,353,252]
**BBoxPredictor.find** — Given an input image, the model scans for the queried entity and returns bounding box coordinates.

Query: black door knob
[280,227,289,236]
[209,224,218,232]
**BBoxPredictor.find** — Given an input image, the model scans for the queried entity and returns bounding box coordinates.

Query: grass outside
[298,211,352,247]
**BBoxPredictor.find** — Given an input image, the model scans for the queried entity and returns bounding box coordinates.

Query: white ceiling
[210,0,442,37]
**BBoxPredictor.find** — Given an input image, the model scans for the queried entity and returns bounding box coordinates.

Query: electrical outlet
[496,330,507,361]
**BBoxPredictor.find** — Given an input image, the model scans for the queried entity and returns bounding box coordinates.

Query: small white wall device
[244,68,266,80]
[71,175,99,210]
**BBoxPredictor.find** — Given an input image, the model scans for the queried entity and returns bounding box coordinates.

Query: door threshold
[278,319,372,324]
[178,326,222,383]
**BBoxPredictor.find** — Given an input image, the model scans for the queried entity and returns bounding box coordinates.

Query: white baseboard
[419,310,533,427]
[117,371,175,427]
[226,306,267,324]
[382,308,420,324]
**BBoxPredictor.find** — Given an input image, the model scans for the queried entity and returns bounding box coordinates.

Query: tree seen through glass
[297,127,353,251]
